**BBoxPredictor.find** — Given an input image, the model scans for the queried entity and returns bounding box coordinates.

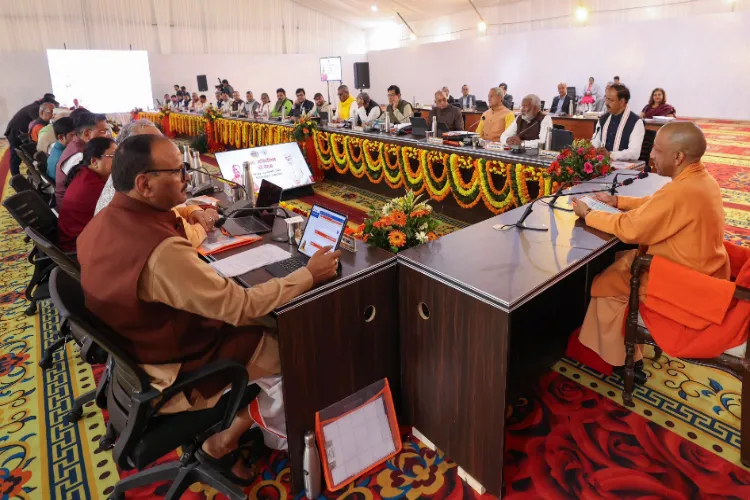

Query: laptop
[410,117,428,137]
[221,180,284,235]
[265,204,348,278]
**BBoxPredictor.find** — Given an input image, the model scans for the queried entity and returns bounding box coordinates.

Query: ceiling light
[371,5,378,11]
[478,20,487,32]
[575,6,589,22]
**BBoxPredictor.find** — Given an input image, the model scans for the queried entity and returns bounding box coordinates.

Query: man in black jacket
[4,93,58,175]
[550,83,572,115]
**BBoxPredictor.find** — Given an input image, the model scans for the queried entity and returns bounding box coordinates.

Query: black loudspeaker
[353,62,370,89]
[197,75,208,92]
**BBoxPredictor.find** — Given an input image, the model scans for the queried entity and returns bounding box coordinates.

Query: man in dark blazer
[457,84,476,109]
[550,82,572,115]
[4,93,58,175]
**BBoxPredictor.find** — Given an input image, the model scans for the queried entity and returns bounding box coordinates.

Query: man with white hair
[29,103,55,142]
[476,87,514,142]
[427,90,464,131]
[502,94,553,148]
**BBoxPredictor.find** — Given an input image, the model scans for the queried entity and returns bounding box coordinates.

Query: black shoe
[612,363,647,385]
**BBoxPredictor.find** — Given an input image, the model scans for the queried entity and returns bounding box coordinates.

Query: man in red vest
[77,134,341,482]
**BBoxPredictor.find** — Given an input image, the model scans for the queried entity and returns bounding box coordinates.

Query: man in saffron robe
[569,121,729,382]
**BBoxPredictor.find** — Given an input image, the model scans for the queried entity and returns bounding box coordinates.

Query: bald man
[569,122,730,382]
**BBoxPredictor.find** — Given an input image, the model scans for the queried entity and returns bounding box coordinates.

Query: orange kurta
[578,162,730,365]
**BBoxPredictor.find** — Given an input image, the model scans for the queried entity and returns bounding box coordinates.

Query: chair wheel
[100,436,115,450]
[25,303,37,316]
[38,357,53,369]
[64,409,83,424]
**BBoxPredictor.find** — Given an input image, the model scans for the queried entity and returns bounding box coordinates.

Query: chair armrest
[153,360,250,431]
[735,286,750,302]
[34,252,78,266]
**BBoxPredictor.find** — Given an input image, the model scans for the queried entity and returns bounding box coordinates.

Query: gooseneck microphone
[503,171,649,232]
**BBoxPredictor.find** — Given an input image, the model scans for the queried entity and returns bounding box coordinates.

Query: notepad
[577,195,622,214]
[209,244,291,277]
[321,395,396,487]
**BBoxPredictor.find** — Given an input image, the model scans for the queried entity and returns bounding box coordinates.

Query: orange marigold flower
[363,234,369,242]
[409,209,429,218]
[356,224,365,233]
[388,230,407,248]
[427,232,437,241]
[344,227,354,235]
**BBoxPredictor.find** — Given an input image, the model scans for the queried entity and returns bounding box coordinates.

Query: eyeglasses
[102,154,115,158]
[143,165,188,180]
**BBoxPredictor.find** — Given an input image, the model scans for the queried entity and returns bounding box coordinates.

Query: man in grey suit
[458,84,476,109]
[550,82,572,115]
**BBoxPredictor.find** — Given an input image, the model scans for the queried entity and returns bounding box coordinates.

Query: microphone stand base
[271,234,290,243]
[514,223,548,232]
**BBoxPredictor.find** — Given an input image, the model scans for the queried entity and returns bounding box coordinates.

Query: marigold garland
[313,130,552,215]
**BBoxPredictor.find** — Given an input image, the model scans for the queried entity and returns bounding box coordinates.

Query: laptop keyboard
[234,217,270,234]
[275,258,306,273]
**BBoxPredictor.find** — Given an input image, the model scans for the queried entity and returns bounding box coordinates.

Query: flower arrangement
[547,139,612,184]
[292,114,318,142]
[360,190,439,253]
[157,104,171,120]
[203,105,222,123]
[130,107,143,121]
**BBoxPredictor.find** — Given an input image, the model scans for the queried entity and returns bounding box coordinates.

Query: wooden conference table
[208,215,399,493]
[397,171,668,495]
[417,107,667,140]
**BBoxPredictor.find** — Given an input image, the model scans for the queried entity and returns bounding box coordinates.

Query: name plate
[427,137,444,145]
[484,141,505,151]
[340,234,357,253]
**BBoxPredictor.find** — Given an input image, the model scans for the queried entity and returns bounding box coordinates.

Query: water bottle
[431,116,438,136]
[282,102,286,121]
[182,145,191,165]
[242,161,256,206]
[385,112,391,134]
[568,99,574,117]
[303,431,322,499]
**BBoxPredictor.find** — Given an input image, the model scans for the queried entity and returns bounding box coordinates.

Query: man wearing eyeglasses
[94,120,217,247]
[77,134,341,481]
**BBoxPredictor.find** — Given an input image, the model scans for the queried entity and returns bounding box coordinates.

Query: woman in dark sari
[641,88,676,118]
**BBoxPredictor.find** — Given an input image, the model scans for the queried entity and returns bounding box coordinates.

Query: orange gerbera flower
[427,232,437,241]
[390,211,407,227]
[373,216,392,229]
[388,230,407,248]
[409,209,430,218]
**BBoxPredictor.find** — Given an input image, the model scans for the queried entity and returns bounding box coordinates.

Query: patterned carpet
[0,117,748,499]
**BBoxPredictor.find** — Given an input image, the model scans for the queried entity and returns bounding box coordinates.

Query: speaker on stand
[197,75,208,92]
[354,62,370,90]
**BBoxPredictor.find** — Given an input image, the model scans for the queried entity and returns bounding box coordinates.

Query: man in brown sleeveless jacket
[501,94,554,149]
[77,134,341,481]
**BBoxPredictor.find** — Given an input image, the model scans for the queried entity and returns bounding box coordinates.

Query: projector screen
[47,50,154,113]
[320,57,342,82]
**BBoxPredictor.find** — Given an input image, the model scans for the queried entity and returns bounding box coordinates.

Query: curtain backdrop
[0,0,366,54]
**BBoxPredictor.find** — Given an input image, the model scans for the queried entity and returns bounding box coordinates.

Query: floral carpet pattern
[0,116,748,499]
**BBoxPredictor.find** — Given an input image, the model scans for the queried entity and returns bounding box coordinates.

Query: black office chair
[9,174,35,194]
[552,124,565,130]
[2,190,61,316]
[639,128,657,172]
[49,267,261,499]
[475,100,488,111]
[14,148,55,207]
[540,100,545,111]
[549,129,574,151]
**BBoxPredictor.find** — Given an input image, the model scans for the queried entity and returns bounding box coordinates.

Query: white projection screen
[47,50,154,113]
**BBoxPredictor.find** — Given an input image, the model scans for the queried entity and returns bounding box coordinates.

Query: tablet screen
[297,205,348,258]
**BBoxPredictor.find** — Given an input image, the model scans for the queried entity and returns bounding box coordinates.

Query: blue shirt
[47,141,65,181]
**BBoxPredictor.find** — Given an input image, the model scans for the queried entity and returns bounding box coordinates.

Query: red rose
[550,161,560,169]
[601,165,609,175]
[539,372,601,419]
[660,431,750,497]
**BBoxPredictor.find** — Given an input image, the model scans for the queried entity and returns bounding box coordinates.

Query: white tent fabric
[0,0,365,54]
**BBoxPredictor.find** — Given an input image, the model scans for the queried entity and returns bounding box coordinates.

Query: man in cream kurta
[571,122,729,380]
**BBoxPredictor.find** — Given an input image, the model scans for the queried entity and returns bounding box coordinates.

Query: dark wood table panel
[210,215,398,493]
[399,264,509,495]
[277,262,399,493]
